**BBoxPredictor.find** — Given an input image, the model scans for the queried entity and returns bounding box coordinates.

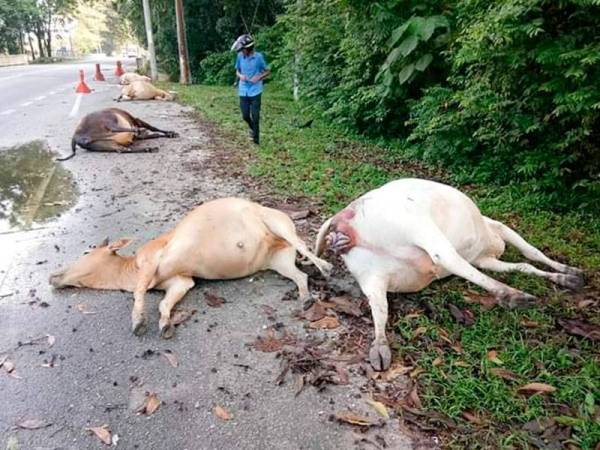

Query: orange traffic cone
[115,60,125,77]
[75,70,92,93]
[94,63,105,81]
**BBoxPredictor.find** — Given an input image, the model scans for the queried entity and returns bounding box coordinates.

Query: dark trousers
[240,94,261,144]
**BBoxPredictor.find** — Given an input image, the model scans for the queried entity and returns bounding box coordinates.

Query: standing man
[231,34,270,145]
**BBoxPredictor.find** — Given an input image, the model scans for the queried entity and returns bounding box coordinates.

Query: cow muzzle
[49,269,67,288]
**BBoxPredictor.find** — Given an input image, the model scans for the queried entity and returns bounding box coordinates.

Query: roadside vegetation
[171,82,600,449]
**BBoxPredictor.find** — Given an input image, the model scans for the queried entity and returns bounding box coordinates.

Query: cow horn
[98,237,110,247]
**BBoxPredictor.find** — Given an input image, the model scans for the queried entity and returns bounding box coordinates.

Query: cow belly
[113,132,134,146]
[343,246,437,293]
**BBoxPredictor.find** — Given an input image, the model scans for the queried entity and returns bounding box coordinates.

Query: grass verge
[170,82,600,449]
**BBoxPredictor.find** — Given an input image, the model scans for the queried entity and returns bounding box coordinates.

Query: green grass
[170,82,600,449]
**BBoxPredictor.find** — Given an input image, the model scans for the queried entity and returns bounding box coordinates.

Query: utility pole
[142,0,158,81]
[174,0,191,84]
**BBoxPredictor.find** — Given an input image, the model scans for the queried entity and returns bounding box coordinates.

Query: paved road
[0,61,420,450]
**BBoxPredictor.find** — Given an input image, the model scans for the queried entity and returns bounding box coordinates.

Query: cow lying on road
[120,72,151,85]
[315,178,584,371]
[50,198,332,338]
[116,80,174,101]
[56,108,177,161]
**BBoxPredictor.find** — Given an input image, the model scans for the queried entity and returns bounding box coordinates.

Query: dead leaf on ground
[520,319,540,328]
[366,399,389,419]
[517,382,556,396]
[412,326,428,338]
[335,365,349,385]
[486,350,504,365]
[380,363,413,382]
[407,385,423,409]
[454,360,470,368]
[334,411,375,427]
[86,425,111,445]
[490,368,520,382]
[328,295,362,317]
[300,302,327,322]
[204,291,226,308]
[160,350,178,368]
[432,357,443,367]
[171,308,198,326]
[251,329,285,352]
[462,410,483,426]
[577,299,596,309]
[288,209,311,220]
[213,404,232,421]
[463,291,497,310]
[309,316,340,329]
[137,393,161,415]
[448,303,475,326]
[558,318,600,342]
[76,303,97,314]
[16,419,51,430]
[410,367,425,379]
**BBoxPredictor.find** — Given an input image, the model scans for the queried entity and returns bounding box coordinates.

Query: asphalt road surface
[0,60,422,450]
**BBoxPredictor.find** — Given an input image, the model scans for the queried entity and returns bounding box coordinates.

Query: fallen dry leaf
[464,291,497,310]
[520,319,540,328]
[367,400,389,419]
[380,363,413,382]
[86,425,111,445]
[448,303,475,326]
[462,410,483,425]
[334,411,375,427]
[577,299,596,309]
[76,303,97,315]
[404,312,422,319]
[454,360,470,368]
[328,295,362,317]
[205,291,226,308]
[486,350,504,365]
[251,330,285,352]
[413,326,428,338]
[432,357,443,367]
[309,316,340,329]
[137,393,161,415]
[213,404,232,421]
[160,350,178,368]
[410,367,425,379]
[16,419,51,430]
[490,368,520,382]
[289,209,311,220]
[170,308,197,326]
[407,385,423,409]
[517,382,556,396]
[3,359,15,373]
[301,302,327,322]
[558,318,600,342]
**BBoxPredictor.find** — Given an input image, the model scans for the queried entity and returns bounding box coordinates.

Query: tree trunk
[28,33,36,60]
[46,11,52,58]
[19,32,25,54]
[35,25,45,58]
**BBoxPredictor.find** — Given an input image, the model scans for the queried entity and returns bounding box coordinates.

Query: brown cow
[56,108,177,161]
[116,80,174,101]
[50,198,332,338]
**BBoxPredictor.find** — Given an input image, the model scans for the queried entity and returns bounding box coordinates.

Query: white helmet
[231,34,255,52]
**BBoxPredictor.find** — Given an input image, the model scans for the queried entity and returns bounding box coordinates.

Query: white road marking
[20,101,33,107]
[69,93,83,117]
[0,109,16,115]
[35,95,46,101]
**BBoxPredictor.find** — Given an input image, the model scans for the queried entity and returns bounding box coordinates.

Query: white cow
[315,178,583,370]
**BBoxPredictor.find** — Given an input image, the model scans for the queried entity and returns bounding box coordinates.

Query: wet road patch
[0,141,77,232]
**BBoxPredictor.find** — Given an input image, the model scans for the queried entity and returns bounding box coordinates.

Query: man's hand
[239,74,248,81]
[250,75,262,83]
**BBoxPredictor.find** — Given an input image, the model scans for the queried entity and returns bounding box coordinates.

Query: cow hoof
[132,319,147,336]
[561,264,584,277]
[160,323,175,339]
[497,290,537,309]
[557,273,585,291]
[369,342,392,372]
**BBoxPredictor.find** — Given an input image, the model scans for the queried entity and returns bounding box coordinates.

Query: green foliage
[196,50,236,85]
[407,0,600,209]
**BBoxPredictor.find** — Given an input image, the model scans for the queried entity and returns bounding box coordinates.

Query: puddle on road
[0,141,77,233]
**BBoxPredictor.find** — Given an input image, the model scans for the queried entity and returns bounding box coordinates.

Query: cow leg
[133,118,178,138]
[485,218,583,277]
[357,275,391,371]
[135,130,174,140]
[156,276,195,339]
[268,246,310,301]
[412,224,537,308]
[84,140,131,153]
[131,262,159,336]
[474,257,584,291]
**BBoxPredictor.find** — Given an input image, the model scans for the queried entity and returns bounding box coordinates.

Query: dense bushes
[196,51,236,85]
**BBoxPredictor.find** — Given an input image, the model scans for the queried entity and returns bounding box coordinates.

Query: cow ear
[97,237,110,248]
[107,238,133,253]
